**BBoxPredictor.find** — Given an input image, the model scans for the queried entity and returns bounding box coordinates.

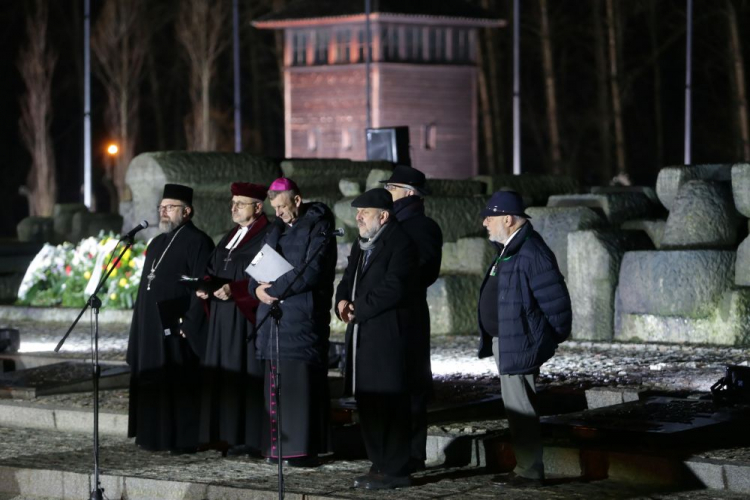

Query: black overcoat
[335,221,419,395]
[249,202,337,367]
[392,196,443,392]
[126,220,214,451]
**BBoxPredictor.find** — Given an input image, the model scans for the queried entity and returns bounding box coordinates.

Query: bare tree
[727,0,750,161]
[92,0,149,210]
[18,0,57,217]
[539,0,562,174]
[593,0,612,181]
[176,0,229,151]
[647,2,665,168]
[605,0,627,177]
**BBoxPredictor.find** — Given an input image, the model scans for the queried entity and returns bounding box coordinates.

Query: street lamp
[106,143,119,156]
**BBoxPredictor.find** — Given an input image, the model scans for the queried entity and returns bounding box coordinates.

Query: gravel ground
[4,319,749,413]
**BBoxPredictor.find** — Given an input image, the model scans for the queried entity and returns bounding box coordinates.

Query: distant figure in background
[197,182,270,456]
[249,177,337,467]
[127,183,214,453]
[336,188,419,490]
[477,190,571,487]
[381,165,442,472]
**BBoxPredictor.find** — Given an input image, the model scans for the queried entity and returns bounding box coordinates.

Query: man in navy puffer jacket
[477,190,571,486]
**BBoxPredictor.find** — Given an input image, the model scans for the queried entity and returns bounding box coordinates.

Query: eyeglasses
[384,184,408,191]
[157,204,185,213]
[230,201,258,209]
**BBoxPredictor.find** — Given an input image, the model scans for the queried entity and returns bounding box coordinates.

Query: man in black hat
[381,164,442,472]
[335,188,419,490]
[477,190,571,487]
[127,183,215,453]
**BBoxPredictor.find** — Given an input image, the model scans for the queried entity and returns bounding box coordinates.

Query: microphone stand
[55,235,136,500]
[251,229,337,500]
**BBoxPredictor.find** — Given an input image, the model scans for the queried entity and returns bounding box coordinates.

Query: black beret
[351,188,394,210]
[162,183,193,204]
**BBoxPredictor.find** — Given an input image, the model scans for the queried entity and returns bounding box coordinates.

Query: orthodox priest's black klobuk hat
[162,184,193,205]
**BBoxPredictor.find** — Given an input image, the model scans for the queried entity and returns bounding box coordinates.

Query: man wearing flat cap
[381,164,443,472]
[197,182,270,456]
[335,188,419,490]
[477,190,571,487]
[127,183,215,453]
[249,177,337,467]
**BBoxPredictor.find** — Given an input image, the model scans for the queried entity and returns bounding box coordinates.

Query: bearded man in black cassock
[197,182,270,456]
[126,183,214,453]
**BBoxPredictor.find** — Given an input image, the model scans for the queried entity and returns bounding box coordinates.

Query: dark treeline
[0,0,748,238]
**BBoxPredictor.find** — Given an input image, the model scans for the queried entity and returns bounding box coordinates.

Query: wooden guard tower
[253,0,504,179]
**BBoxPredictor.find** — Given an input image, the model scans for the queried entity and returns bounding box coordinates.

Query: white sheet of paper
[245,244,294,283]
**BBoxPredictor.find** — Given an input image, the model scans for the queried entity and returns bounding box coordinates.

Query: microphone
[121,220,149,240]
[329,228,345,237]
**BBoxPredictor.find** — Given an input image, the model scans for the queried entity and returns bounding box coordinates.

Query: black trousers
[410,390,428,462]
[357,392,412,477]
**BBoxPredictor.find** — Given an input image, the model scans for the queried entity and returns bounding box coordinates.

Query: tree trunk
[606,0,627,178]
[727,0,750,161]
[593,0,612,184]
[481,0,504,174]
[648,2,665,168]
[18,0,57,217]
[146,51,166,150]
[539,0,562,174]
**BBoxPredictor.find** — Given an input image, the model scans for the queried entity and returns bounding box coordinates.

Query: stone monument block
[616,289,750,345]
[617,250,735,318]
[338,178,362,197]
[428,274,484,335]
[621,220,666,248]
[425,179,488,197]
[474,174,580,206]
[568,230,653,341]
[547,192,656,226]
[333,197,357,229]
[441,237,496,275]
[655,164,732,211]
[365,169,392,190]
[52,204,87,244]
[661,181,740,249]
[125,152,281,240]
[525,207,604,278]
[17,217,54,243]
[71,212,124,241]
[736,235,750,287]
[731,163,750,217]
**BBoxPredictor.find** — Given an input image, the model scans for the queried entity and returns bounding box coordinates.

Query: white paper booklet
[245,243,294,283]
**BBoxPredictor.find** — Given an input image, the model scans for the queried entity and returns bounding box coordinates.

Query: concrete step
[0,306,132,324]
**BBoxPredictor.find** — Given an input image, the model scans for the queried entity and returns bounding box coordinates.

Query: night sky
[0,0,747,238]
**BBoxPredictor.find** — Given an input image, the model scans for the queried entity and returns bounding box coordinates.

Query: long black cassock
[199,214,269,449]
[127,221,214,452]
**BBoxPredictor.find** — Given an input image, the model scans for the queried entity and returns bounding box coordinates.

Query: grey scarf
[358,220,388,252]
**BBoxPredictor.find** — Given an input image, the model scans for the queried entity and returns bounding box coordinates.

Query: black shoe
[353,473,381,488]
[492,472,545,488]
[365,475,411,490]
[168,447,197,455]
[284,456,321,468]
[408,458,426,473]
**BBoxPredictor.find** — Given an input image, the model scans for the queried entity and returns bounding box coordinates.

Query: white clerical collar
[503,225,523,249]
[225,226,249,250]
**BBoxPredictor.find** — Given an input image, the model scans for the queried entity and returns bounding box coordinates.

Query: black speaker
[366,126,411,166]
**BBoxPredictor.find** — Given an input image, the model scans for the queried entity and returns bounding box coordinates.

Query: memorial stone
[525,206,604,278]
[568,230,653,341]
[17,217,54,244]
[655,164,732,211]
[547,192,656,226]
[660,181,740,249]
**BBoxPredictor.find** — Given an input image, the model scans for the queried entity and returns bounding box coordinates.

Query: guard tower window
[381,25,400,62]
[428,27,447,62]
[452,29,470,63]
[335,30,351,64]
[315,30,330,65]
[292,31,308,66]
[423,123,437,150]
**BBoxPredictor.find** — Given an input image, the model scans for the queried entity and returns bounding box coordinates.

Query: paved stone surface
[0,427,749,499]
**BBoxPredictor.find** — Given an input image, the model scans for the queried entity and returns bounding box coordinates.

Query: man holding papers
[196,182,270,456]
[249,177,337,467]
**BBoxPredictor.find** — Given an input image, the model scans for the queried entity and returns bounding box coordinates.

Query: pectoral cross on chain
[146,272,156,291]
